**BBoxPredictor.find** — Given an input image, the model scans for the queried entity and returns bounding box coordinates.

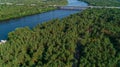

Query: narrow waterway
[0,0,88,40]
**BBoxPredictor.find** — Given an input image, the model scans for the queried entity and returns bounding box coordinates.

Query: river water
[0,0,88,40]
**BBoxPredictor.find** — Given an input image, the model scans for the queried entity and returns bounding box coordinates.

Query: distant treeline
[0,0,67,5]
[0,8,120,67]
[81,0,120,6]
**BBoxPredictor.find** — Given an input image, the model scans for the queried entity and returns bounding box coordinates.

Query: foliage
[80,0,120,6]
[1,0,120,67]
[0,8,120,67]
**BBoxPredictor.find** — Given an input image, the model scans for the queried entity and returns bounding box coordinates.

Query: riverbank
[0,0,67,22]
[0,6,56,22]
[0,0,88,40]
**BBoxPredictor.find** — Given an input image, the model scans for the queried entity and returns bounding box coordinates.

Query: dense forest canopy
[81,0,120,6]
[0,8,120,67]
[0,0,120,67]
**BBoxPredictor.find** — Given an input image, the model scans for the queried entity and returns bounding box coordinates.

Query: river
[0,0,88,40]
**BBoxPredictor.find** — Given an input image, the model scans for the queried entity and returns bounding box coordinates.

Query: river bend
[0,0,88,40]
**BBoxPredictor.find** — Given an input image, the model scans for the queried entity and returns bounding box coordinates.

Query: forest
[0,8,120,67]
[0,0,120,67]
[81,0,120,6]
[0,0,67,21]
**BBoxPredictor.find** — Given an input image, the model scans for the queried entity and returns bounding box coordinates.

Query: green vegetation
[1,0,120,67]
[0,0,67,21]
[0,0,43,4]
[0,8,120,67]
[81,0,120,6]
[0,0,67,5]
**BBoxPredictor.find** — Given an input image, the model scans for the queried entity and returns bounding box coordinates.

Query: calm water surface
[0,0,88,40]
